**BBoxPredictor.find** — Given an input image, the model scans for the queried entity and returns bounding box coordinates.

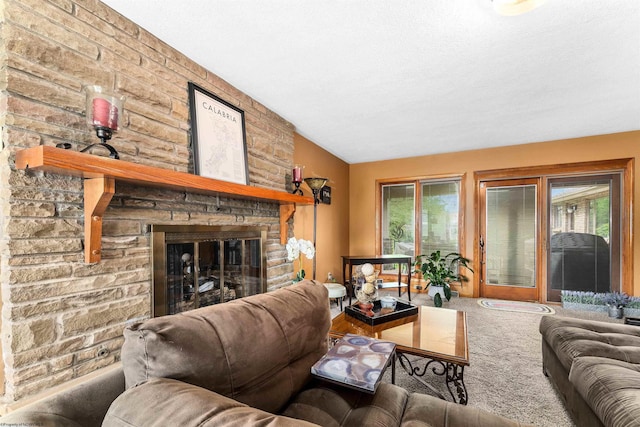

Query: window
[421,180,461,256]
[382,183,415,259]
[380,178,462,271]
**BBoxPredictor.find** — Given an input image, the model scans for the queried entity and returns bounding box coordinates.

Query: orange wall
[293,133,350,283]
[349,131,640,297]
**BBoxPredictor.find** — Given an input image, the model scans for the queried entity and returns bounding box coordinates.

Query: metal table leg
[396,352,468,405]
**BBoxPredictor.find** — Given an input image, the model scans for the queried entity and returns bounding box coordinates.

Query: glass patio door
[479,179,540,301]
[546,174,621,302]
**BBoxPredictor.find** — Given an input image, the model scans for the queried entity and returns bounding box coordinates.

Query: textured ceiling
[101,0,640,164]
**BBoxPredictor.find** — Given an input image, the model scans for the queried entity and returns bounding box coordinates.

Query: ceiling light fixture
[492,0,547,16]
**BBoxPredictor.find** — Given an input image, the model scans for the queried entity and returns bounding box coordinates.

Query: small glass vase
[355,283,378,308]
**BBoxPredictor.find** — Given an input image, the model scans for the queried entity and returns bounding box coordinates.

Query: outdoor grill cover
[549,232,610,293]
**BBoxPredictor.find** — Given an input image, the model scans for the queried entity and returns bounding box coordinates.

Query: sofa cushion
[539,316,640,372]
[569,356,640,427]
[103,377,318,427]
[282,382,532,427]
[121,281,330,414]
[281,382,408,426]
[402,392,534,427]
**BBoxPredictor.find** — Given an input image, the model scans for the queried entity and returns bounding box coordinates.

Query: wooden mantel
[16,146,314,263]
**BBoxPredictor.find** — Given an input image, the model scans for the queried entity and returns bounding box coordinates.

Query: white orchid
[286,237,315,282]
[298,239,316,260]
[286,237,300,261]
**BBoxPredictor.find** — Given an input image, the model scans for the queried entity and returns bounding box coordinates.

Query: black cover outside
[549,232,610,293]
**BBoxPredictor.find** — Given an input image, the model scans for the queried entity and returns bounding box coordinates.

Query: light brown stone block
[11,318,56,353]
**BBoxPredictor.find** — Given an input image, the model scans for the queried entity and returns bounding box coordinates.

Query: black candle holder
[81,126,119,159]
[56,126,120,159]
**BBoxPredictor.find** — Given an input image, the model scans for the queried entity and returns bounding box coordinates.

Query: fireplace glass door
[152,225,267,317]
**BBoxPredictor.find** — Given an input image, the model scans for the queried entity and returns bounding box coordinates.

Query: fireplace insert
[150,225,267,317]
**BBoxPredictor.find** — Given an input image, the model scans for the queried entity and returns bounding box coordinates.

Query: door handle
[479,235,485,283]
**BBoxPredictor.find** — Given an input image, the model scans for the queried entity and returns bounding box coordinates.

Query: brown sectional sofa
[539,315,640,427]
[2,281,530,426]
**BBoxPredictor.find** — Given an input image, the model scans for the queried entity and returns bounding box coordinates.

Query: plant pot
[608,306,624,319]
[562,302,608,313]
[428,285,449,307]
[427,285,445,299]
[624,307,640,317]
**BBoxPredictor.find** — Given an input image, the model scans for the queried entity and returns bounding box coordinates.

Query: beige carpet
[330,291,623,427]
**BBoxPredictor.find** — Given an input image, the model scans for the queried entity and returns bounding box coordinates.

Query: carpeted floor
[330,291,623,427]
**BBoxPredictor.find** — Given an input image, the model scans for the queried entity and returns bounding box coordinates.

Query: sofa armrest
[1,366,125,427]
[570,356,640,427]
[103,377,319,427]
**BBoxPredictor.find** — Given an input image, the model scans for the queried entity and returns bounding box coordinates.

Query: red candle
[92,98,118,130]
[292,166,302,183]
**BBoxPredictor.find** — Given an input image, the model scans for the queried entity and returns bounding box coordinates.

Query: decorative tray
[311,334,395,393]
[345,299,418,326]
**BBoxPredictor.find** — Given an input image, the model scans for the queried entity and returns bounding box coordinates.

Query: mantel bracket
[84,177,115,263]
[280,203,296,245]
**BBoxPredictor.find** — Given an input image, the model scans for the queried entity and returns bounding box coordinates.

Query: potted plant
[560,290,608,313]
[414,250,473,307]
[602,291,630,319]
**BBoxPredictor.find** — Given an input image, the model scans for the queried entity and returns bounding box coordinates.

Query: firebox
[150,225,267,317]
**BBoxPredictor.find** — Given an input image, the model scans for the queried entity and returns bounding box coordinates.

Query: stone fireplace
[0,0,302,411]
[150,225,267,317]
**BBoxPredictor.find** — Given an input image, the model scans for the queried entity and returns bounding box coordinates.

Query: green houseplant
[414,250,473,307]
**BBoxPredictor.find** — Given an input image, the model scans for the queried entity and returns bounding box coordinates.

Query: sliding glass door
[477,165,626,304]
[546,174,621,302]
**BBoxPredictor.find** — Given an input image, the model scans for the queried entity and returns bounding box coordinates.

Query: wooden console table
[342,255,412,303]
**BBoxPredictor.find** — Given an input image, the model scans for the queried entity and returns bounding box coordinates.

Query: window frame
[376,174,466,275]
[474,158,633,300]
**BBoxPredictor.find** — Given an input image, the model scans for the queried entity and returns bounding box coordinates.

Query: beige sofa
[539,315,640,427]
[2,281,529,426]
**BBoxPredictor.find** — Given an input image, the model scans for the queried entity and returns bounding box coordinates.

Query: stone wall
[0,0,296,407]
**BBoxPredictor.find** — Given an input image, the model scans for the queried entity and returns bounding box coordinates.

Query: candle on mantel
[292,166,303,183]
[92,97,119,130]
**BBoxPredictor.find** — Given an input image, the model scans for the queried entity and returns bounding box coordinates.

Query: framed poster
[320,185,332,204]
[188,82,249,185]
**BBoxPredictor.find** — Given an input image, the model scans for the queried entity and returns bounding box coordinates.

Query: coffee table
[330,305,469,404]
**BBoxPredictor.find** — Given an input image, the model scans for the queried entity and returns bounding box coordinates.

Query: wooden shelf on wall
[15,146,314,263]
